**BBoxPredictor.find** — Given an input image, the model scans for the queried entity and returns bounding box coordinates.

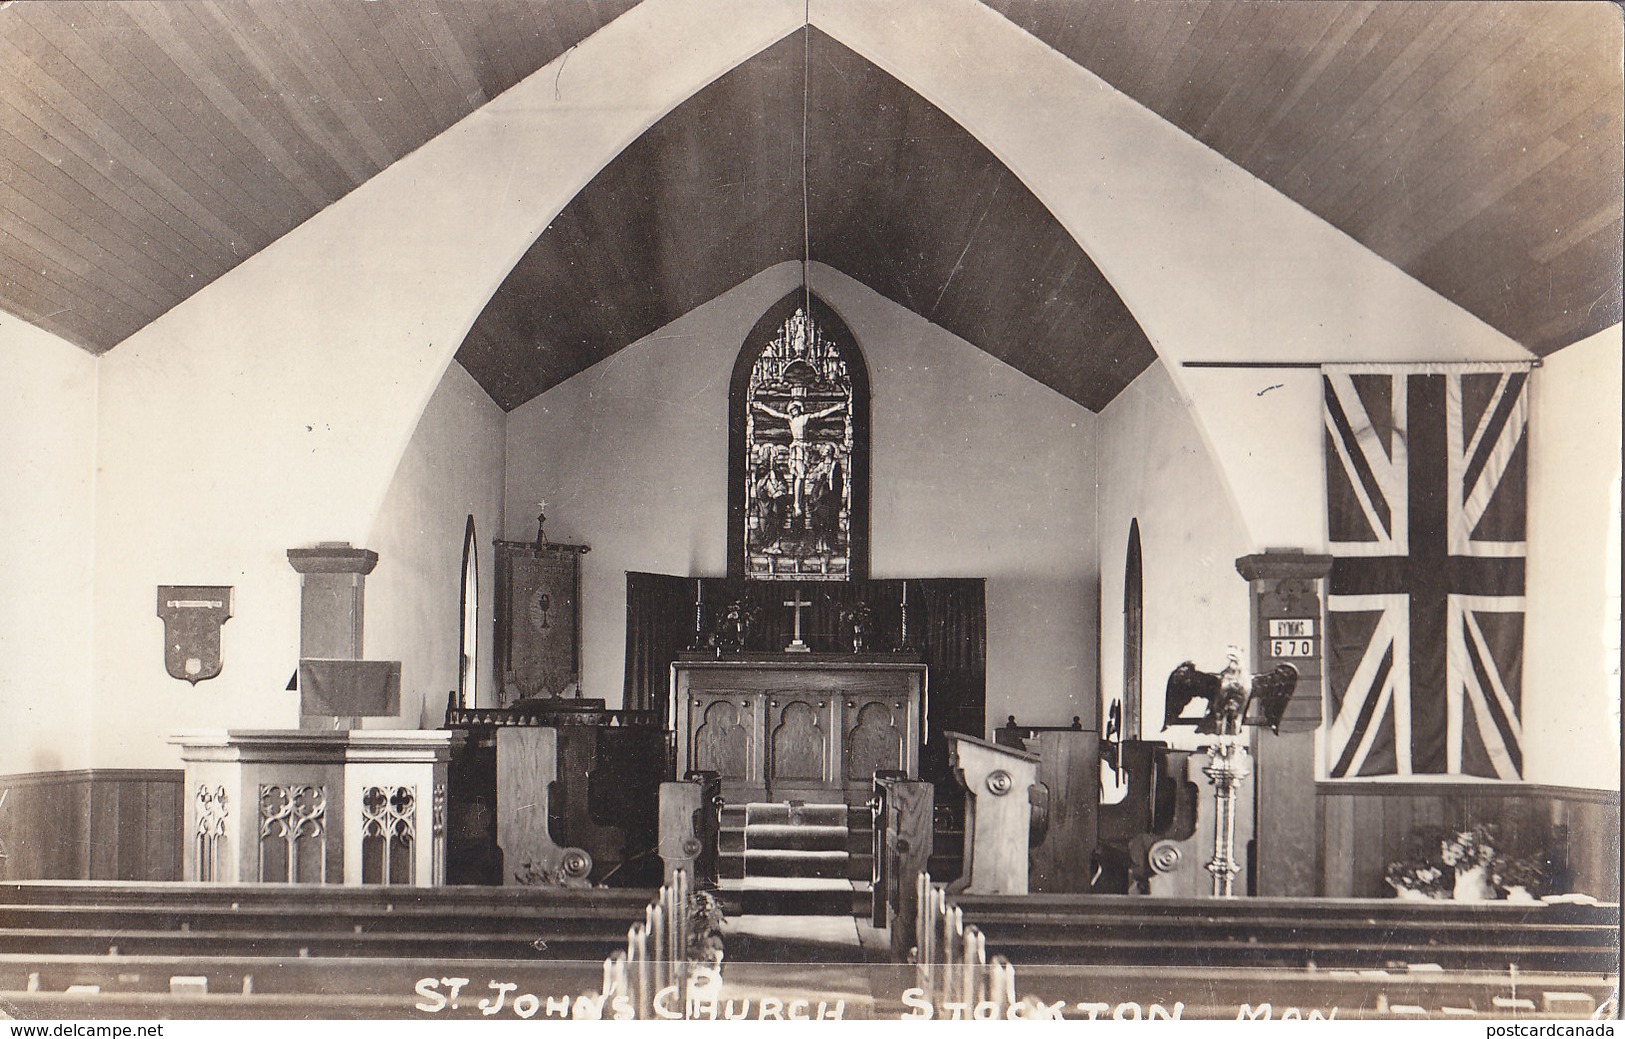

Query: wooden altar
[671,655,924,805]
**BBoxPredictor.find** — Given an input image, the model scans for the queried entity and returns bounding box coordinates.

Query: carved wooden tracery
[194,784,228,882]
[258,783,326,883]
[361,784,416,885]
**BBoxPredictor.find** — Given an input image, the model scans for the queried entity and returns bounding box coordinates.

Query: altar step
[714,803,863,916]
[718,801,965,895]
[719,802,861,883]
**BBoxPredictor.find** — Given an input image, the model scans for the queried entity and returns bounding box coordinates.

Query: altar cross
[783,589,812,653]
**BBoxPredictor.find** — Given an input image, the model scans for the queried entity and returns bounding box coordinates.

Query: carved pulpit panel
[846,700,904,781]
[770,698,828,781]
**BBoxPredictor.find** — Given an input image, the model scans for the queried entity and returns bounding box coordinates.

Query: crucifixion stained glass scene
[743,305,854,580]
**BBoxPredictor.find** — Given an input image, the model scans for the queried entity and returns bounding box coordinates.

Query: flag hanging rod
[1182,359,1541,369]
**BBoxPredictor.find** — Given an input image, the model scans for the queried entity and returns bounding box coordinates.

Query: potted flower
[1495,853,1548,902]
[707,600,758,655]
[1439,824,1500,901]
[1385,858,1450,900]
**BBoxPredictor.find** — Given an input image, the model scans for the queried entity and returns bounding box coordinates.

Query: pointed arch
[728,290,871,580]
[1123,518,1144,737]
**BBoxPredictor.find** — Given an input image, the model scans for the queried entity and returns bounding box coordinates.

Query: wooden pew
[0,955,607,1019]
[658,771,721,889]
[946,889,1621,973]
[1095,740,1200,893]
[945,733,1040,894]
[871,772,933,959]
[0,872,702,1020]
[946,729,1098,895]
[913,873,1621,1020]
[999,716,1202,895]
[0,881,653,961]
[446,704,666,888]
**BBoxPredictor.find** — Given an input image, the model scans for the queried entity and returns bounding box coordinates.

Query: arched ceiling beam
[458,27,1156,412]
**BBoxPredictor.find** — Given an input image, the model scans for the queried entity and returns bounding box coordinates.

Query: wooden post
[874,776,934,957]
[658,781,704,888]
[947,733,1040,895]
[1236,551,1332,897]
[495,727,592,886]
[1028,729,1099,893]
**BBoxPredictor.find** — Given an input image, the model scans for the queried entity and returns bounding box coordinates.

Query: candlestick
[690,578,705,651]
[897,579,912,651]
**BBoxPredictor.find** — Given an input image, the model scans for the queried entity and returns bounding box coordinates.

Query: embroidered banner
[1322,365,1530,779]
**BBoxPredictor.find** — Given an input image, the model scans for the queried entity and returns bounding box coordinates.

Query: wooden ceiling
[456,29,1156,411]
[0,0,634,352]
[1,1,1619,408]
[985,0,1623,357]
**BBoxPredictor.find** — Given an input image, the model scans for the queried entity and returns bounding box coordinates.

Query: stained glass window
[730,294,868,581]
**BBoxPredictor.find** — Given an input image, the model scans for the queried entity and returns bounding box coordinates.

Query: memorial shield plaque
[157,585,232,684]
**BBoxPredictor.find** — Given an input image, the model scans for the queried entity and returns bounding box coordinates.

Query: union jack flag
[1322,366,1530,779]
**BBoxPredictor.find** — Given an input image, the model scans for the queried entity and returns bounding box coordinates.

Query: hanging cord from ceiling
[801,2,812,316]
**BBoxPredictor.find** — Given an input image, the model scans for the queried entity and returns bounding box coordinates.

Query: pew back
[0,877,695,1019]
[913,874,1620,1020]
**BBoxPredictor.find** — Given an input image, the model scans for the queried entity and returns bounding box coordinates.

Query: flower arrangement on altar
[839,600,874,652]
[1384,824,1549,902]
[707,600,758,654]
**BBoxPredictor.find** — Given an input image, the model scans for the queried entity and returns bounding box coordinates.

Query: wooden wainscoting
[1317,782,1620,900]
[0,770,183,881]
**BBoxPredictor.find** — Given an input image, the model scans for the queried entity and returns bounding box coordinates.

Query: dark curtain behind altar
[623,572,985,786]
[623,572,695,718]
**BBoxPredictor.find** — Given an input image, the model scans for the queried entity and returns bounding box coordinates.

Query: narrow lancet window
[729,293,869,580]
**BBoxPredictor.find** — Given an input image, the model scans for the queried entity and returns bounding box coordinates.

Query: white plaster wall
[1523,326,1623,790]
[506,262,1099,729]
[832,267,1099,730]
[364,361,506,730]
[86,0,803,767]
[505,264,803,705]
[1095,361,1254,749]
[57,0,1590,781]
[0,316,98,772]
[811,0,1535,551]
